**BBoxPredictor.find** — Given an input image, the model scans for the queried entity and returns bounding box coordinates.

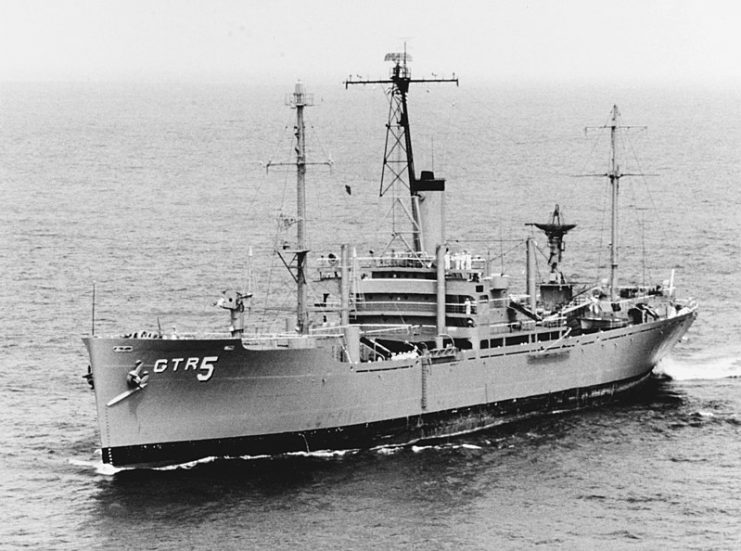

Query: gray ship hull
[83,310,695,467]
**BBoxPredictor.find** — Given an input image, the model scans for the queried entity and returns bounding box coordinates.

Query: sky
[1,0,740,85]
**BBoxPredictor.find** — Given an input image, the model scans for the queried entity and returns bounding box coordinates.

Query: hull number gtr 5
[153,356,219,382]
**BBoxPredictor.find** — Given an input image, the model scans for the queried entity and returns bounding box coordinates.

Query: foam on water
[411,442,485,453]
[657,348,741,381]
[68,458,126,476]
[83,448,367,475]
[374,446,403,456]
[284,448,359,459]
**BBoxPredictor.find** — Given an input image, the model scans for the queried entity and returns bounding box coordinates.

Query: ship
[82,52,697,467]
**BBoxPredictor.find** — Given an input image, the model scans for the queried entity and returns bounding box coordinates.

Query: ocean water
[1,79,740,550]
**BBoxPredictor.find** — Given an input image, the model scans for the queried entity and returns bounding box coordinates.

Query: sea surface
[1,79,740,550]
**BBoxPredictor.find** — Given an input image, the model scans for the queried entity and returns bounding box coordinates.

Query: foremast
[345,49,457,255]
[270,83,330,334]
[293,84,309,333]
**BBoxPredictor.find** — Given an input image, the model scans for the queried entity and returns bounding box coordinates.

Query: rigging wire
[618,129,648,284]
[260,118,300,322]
[235,126,289,295]
[616,121,663,286]
[626,128,669,279]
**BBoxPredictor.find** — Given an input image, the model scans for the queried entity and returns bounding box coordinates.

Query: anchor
[82,365,94,389]
[106,360,150,407]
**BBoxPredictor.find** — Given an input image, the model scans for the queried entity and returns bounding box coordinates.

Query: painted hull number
[153,356,219,382]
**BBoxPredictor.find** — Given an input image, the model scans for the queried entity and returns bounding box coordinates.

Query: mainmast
[345,49,457,254]
[608,105,619,301]
[585,105,645,302]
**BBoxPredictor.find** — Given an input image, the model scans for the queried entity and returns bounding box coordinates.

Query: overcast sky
[1,0,739,85]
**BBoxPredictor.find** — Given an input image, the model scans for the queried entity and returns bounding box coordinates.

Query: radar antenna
[527,204,576,283]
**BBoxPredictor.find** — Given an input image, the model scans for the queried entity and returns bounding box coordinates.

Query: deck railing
[315,253,487,276]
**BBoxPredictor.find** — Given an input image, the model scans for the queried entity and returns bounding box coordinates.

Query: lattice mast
[345,49,458,253]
